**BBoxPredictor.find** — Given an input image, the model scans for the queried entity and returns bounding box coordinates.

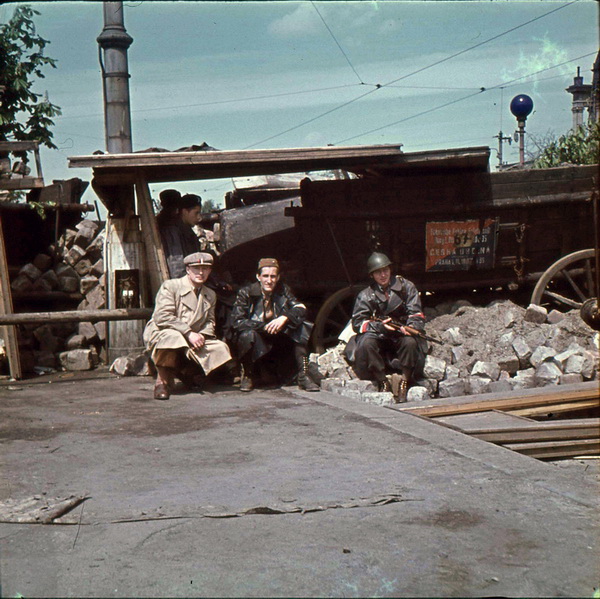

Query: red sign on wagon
[425,219,497,271]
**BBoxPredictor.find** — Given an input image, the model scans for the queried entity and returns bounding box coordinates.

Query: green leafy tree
[0,5,61,149]
[533,122,600,168]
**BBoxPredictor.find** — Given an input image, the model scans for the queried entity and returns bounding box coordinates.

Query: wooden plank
[135,175,169,298]
[0,141,39,152]
[474,427,599,444]
[434,410,534,430]
[506,399,599,418]
[467,417,599,434]
[0,308,152,325]
[69,144,405,169]
[399,387,599,418]
[0,178,44,190]
[505,438,600,460]
[0,214,21,379]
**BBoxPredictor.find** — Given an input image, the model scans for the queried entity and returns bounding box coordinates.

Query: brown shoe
[153,383,170,400]
[240,375,254,392]
[390,374,408,403]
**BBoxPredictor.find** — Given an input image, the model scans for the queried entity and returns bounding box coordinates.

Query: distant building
[566,51,600,128]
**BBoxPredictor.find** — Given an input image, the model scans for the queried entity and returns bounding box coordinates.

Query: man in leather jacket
[229,258,319,392]
[345,252,427,400]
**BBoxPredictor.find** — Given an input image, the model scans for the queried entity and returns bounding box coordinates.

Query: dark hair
[159,188,181,208]
[180,194,202,210]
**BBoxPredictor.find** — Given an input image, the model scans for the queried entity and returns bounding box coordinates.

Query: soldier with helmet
[344,252,427,401]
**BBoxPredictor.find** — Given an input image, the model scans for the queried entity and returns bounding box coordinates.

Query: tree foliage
[533,122,600,168]
[0,5,61,149]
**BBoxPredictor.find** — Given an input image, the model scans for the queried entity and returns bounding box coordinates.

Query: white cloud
[268,4,321,38]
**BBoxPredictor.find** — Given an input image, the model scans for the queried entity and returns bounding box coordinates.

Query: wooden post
[105,215,148,362]
[135,174,169,298]
[0,214,22,379]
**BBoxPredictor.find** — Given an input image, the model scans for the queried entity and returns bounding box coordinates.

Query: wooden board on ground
[435,410,534,431]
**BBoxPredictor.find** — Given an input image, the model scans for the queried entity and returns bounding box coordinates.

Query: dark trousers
[353,333,424,383]
[236,329,307,380]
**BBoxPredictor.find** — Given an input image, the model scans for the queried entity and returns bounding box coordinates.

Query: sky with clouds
[2,1,598,206]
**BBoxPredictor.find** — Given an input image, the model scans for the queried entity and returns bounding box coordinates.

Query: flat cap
[184,252,213,266]
[258,258,279,271]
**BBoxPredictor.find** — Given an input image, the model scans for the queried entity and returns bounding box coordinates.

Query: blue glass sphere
[510,94,534,120]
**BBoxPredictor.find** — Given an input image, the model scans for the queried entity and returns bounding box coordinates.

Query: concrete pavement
[0,370,598,597]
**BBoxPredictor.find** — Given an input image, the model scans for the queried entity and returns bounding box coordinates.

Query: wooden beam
[69,144,405,169]
[0,308,152,325]
[504,438,600,460]
[473,426,599,444]
[0,178,44,190]
[135,174,169,298]
[506,399,599,418]
[0,214,21,379]
[398,387,599,418]
[0,141,39,152]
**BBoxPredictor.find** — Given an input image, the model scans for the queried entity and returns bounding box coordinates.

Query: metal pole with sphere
[510,94,534,168]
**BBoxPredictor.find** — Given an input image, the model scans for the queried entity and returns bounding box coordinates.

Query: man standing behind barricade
[143,252,232,400]
[229,258,319,393]
[344,252,427,401]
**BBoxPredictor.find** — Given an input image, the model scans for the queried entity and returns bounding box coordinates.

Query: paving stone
[74,259,92,277]
[471,361,500,380]
[524,303,548,324]
[497,353,520,375]
[547,309,566,324]
[511,368,537,389]
[78,322,99,343]
[423,355,446,381]
[530,346,558,368]
[80,276,99,295]
[487,379,513,393]
[406,386,431,401]
[321,378,345,392]
[442,327,463,345]
[345,379,377,392]
[467,376,490,395]
[361,391,394,406]
[535,362,562,385]
[559,373,583,385]
[65,334,87,350]
[10,274,34,293]
[511,337,532,368]
[59,349,95,371]
[438,378,467,398]
[19,263,42,281]
[39,269,59,290]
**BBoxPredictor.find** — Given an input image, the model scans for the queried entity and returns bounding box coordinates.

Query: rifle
[371,315,443,345]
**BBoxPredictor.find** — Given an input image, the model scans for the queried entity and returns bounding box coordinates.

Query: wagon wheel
[313,285,366,354]
[530,249,596,311]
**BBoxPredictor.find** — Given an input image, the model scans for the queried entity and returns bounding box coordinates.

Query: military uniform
[345,275,427,384]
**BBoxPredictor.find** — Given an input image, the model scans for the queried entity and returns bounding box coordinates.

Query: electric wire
[57,83,369,120]
[242,0,582,148]
[311,1,364,84]
[334,51,596,145]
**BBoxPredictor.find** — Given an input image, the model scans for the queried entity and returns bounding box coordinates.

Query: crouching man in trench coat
[144,252,232,400]
[229,257,319,393]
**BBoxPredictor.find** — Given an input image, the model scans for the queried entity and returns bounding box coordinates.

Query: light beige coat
[143,275,231,374]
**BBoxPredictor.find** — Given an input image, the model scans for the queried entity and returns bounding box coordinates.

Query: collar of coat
[371,275,405,302]
[247,281,285,298]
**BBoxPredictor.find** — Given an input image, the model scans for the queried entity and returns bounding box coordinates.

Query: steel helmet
[367,252,392,274]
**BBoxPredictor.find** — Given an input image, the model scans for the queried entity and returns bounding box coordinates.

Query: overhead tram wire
[334,51,597,145]
[242,0,581,149]
[311,1,364,85]
[58,83,365,120]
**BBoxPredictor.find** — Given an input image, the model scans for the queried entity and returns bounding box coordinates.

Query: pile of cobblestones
[313,300,599,404]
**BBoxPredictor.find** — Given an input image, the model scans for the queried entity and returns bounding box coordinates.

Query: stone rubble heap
[10,219,107,373]
[313,300,599,405]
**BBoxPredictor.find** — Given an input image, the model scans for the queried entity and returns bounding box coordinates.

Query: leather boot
[298,357,319,392]
[240,362,254,393]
